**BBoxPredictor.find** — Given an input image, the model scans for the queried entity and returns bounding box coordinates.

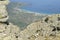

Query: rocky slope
[19,14,60,40]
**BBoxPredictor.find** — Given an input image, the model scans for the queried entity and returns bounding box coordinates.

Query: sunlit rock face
[0,0,9,22]
[0,0,21,40]
[20,14,60,40]
[0,0,9,5]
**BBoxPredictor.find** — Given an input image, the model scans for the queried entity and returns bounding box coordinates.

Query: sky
[10,0,60,14]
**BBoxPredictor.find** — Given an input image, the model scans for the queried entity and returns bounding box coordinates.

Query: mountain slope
[7,2,47,30]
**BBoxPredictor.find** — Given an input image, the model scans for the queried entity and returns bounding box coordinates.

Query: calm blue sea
[11,0,60,14]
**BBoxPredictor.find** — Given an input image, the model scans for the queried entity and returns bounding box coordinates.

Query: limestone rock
[0,0,9,22]
[20,14,60,40]
[0,22,21,40]
[35,36,45,40]
[0,0,21,40]
[0,0,9,5]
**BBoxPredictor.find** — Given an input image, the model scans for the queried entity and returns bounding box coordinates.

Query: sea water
[11,0,60,14]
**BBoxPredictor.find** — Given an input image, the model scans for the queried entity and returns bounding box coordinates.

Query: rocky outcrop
[0,23,21,40]
[0,0,21,40]
[20,14,60,40]
[0,0,9,22]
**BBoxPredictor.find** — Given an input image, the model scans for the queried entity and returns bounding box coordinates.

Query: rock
[0,0,9,22]
[0,0,9,5]
[20,14,60,40]
[0,0,21,40]
[0,22,21,40]
[3,34,17,40]
[35,36,45,40]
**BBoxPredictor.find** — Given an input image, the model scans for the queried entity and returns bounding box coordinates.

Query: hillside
[7,2,47,30]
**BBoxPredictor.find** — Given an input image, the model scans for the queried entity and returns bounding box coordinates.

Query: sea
[11,0,60,14]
